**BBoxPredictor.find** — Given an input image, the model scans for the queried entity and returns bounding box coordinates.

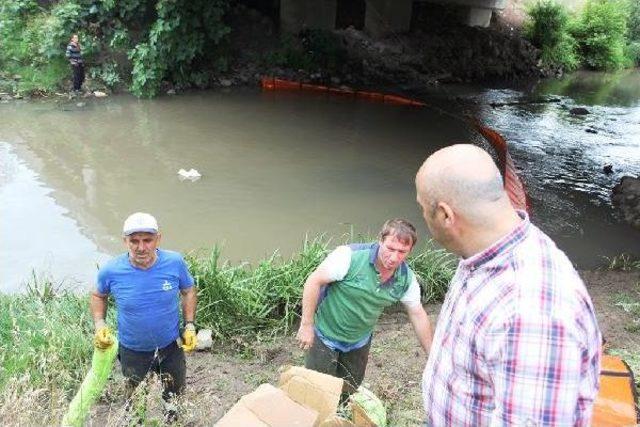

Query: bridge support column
[465,7,493,27]
[280,0,337,33]
[364,0,413,37]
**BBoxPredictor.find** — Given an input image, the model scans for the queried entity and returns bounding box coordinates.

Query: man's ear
[156,232,162,245]
[436,201,455,227]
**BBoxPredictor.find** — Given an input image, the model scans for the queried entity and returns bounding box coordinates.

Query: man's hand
[94,320,114,350]
[296,323,315,350]
[181,323,197,353]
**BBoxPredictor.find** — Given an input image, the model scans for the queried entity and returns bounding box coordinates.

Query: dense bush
[571,0,629,70]
[627,0,640,41]
[129,0,229,97]
[525,0,640,71]
[626,0,640,64]
[0,0,230,96]
[524,1,579,71]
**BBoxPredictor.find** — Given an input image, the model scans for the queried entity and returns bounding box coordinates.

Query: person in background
[90,212,197,422]
[66,34,84,93]
[416,144,601,426]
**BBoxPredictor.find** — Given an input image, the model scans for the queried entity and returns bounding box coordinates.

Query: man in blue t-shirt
[90,212,197,418]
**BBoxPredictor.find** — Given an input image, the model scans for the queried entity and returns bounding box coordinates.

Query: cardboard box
[216,366,369,427]
[215,383,319,427]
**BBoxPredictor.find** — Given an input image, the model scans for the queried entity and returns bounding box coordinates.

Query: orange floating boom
[474,123,530,213]
[260,76,531,213]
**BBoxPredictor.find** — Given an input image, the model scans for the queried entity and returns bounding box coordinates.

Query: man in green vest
[296,219,432,397]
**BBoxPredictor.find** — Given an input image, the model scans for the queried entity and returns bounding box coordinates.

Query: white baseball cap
[123,212,158,236]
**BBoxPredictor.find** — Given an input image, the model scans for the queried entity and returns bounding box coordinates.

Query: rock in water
[612,176,640,230]
[570,107,590,115]
[93,91,107,98]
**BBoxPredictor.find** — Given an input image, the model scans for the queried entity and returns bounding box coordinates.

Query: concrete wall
[279,0,544,34]
[280,0,337,33]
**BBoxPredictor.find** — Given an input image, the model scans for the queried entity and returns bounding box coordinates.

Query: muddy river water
[1,70,639,292]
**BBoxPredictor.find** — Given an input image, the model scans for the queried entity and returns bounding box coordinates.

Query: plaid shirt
[423,212,601,426]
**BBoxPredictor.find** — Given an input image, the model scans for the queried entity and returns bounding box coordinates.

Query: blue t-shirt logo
[162,280,172,291]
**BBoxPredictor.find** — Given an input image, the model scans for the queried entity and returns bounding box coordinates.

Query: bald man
[416,144,601,426]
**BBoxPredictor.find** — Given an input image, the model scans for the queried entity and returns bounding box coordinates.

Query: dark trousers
[305,334,371,397]
[72,63,84,91]
[118,341,186,401]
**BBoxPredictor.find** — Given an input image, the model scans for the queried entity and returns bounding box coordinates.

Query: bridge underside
[281,0,507,36]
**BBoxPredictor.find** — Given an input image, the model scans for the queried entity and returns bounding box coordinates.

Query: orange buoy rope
[261,76,529,213]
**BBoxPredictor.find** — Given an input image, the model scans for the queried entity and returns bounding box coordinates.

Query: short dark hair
[378,218,418,247]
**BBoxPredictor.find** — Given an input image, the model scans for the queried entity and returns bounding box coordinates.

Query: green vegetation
[572,0,629,70]
[525,0,640,72]
[0,0,230,96]
[0,239,454,401]
[605,253,640,271]
[626,0,640,64]
[263,30,349,76]
[189,237,455,339]
[524,1,579,71]
[0,274,94,394]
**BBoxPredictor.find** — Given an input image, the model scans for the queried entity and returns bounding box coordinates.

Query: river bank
[0,2,544,102]
[1,266,638,426]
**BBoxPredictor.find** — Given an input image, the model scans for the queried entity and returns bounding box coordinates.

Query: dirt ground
[92,270,639,426]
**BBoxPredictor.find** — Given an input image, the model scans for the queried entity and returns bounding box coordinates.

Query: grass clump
[189,237,455,340]
[0,274,94,395]
[605,253,640,271]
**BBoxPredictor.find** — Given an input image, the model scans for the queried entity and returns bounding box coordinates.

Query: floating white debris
[178,168,201,181]
[93,91,108,98]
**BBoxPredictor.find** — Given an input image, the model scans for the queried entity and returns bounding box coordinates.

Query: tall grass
[0,274,94,396]
[0,237,455,419]
[189,237,456,340]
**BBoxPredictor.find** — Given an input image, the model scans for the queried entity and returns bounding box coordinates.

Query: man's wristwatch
[184,321,195,331]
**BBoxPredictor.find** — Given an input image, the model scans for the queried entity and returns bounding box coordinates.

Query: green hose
[61,338,118,427]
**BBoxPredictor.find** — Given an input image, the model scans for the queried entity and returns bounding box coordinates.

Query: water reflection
[0,91,472,290]
[0,77,638,291]
[536,70,640,107]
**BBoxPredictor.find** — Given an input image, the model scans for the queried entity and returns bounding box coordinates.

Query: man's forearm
[90,291,108,328]
[408,306,432,353]
[301,273,324,326]
[181,287,197,323]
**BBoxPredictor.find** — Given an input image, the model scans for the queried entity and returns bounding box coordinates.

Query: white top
[319,245,422,308]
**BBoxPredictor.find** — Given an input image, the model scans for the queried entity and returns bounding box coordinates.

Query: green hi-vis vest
[315,243,414,344]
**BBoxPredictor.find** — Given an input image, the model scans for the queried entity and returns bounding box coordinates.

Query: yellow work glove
[181,323,197,353]
[94,324,114,350]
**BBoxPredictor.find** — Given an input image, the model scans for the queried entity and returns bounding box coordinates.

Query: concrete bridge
[281,0,508,36]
